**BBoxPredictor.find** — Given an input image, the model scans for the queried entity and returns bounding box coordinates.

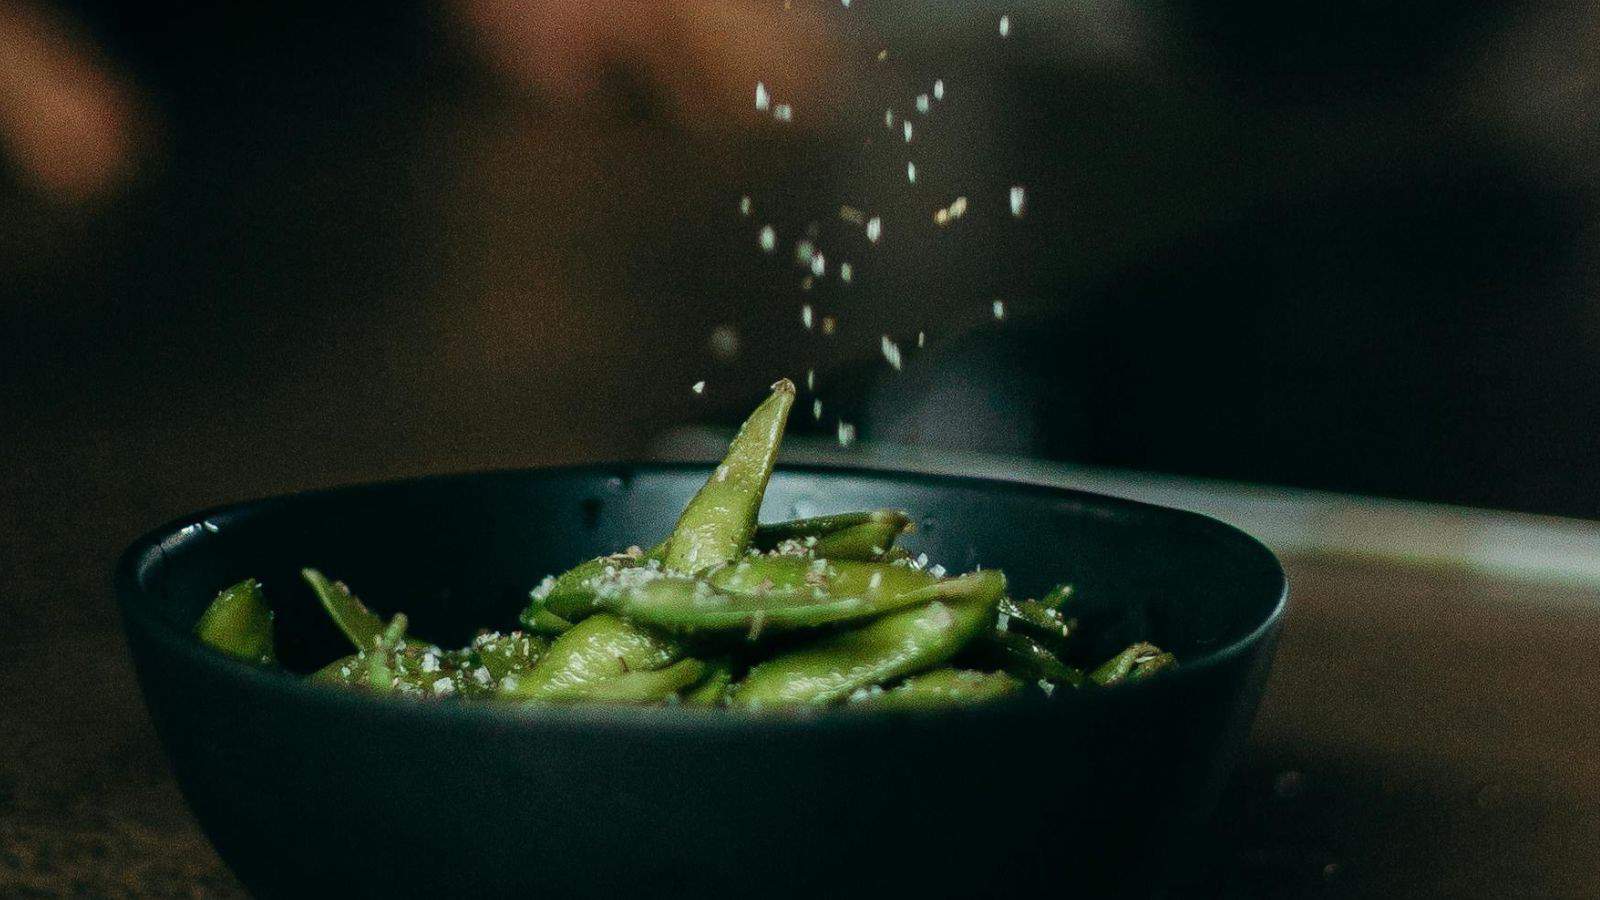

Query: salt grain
[801,304,814,330]
[916,94,930,114]
[812,398,823,420]
[906,161,917,183]
[810,252,826,277]
[692,380,705,394]
[773,103,793,122]
[806,368,815,390]
[992,299,1006,320]
[917,330,926,348]
[865,216,882,243]
[840,262,853,283]
[1038,679,1056,697]
[999,14,1011,37]
[836,420,856,447]
[1009,185,1026,217]
[821,315,837,335]
[933,79,945,100]
[759,225,776,252]
[755,82,770,111]
[903,120,913,142]
[739,195,752,216]
[794,239,815,265]
[880,335,903,371]
[884,109,894,128]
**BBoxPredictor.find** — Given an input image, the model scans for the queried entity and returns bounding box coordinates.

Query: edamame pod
[1089,642,1176,686]
[665,379,795,574]
[597,557,945,633]
[733,569,1006,708]
[752,509,913,560]
[503,614,682,702]
[194,578,276,665]
[303,568,396,651]
[854,668,1022,710]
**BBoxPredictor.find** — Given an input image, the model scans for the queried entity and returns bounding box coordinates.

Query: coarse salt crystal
[880,334,903,371]
[999,14,1011,37]
[692,380,706,394]
[739,195,752,216]
[916,94,930,114]
[906,161,916,183]
[755,82,770,111]
[759,225,776,252]
[933,79,945,100]
[812,399,823,420]
[801,304,814,330]
[1039,679,1056,696]
[1009,185,1026,217]
[773,103,793,122]
[840,262,853,283]
[806,368,815,390]
[865,216,882,243]
[810,253,826,277]
[903,120,913,142]
[884,108,894,127]
[917,330,926,348]
[996,612,1011,632]
[993,300,1006,320]
[837,420,857,447]
[431,677,455,696]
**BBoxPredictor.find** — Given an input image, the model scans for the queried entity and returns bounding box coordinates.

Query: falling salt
[691,381,705,395]
[1009,185,1026,217]
[810,253,826,277]
[801,304,814,330]
[865,216,882,242]
[802,275,814,290]
[739,195,752,216]
[880,335,903,371]
[755,82,770,111]
[903,120,913,142]
[773,103,793,122]
[933,79,945,100]
[812,399,823,420]
[821,315,837,335]
[837,421,857,448]
[992,300,1006,320]
[806,368,815,390]
[917,330,926,347]
[950,196,968,217]
[759,225,776,252]
[795,240,815,265]
[884,109,894,128]
[840,261,853,282]
[916,94,930,114]
[999,14,1011,37]
[709,325,740,360]
[906,161,917,183]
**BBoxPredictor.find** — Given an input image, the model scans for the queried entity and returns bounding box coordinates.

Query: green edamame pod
[471,631,548,683]
[597,557,946,633]
[529,543,667,623]
[733,569,1006,708]
[303,568,400,651]
[681,657,734,707]
[194,578,276,665]
[1089,642,1176,686]
[997,596,1076,652]
[364,614,410,693]
[855,668,1022,710]
[664,379,795,574]
[981,630,1085,686]
[538,658,707,704]
[503,614,682,702]
[752,509,913,560]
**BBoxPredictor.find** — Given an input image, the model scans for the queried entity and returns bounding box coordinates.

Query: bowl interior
[123,465,1284,678]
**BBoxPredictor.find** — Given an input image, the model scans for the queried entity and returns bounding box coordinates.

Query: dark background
[5,1,1598,520]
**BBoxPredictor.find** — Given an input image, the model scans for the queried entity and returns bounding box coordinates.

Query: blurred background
[4,2,1600,895]
[5,0,1599,523]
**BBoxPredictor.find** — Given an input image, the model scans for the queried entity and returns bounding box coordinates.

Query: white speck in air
[915,94,930,114]
[821,315,837,335]
[837,420,857,448]
[795,239,815,265]
[933,79,945,100]
[999,14,1011,37]
[884,109,894,128]
[755,82,770,111]
[993,300,1006,320]
[812,398,823,420]
[1009,185,1026,217]
[840,262,853,283]
[903,120,913,142]
[691,381,705,394]
[773,103,793,122]
[1038,679,1055,696]
[810,252,826,277]
[806,368,815,390]
[880,334,903,371]
[739,195,752,216]
[801,304,814,330]
[839,205,865,225]
[917,330,926,348]
[759,225,776,252]
[801,275,814,290]
[865,216,882,243]
[906,161,916,183]
[841,0,850,6]
[950,196,968,218]
[876,48,888,62]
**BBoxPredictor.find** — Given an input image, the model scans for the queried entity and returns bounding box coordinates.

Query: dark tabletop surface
[4,429,1598,898]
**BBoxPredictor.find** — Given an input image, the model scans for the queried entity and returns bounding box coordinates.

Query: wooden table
[3,432,1596,897]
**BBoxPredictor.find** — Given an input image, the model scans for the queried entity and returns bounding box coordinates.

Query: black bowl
[116,465,1286,899]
